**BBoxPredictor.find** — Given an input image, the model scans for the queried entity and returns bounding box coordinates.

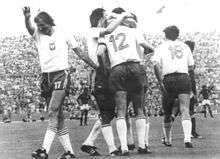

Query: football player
[23,6,81,159]
[100,7,153,155]
[199,85,214,118]
[152,25,194,148]
[73,8,133,156]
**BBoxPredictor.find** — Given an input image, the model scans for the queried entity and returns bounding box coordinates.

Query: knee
[180,107,190,120]
[48,107,59,118]
[100,112,114,126]
[134,108,145,118]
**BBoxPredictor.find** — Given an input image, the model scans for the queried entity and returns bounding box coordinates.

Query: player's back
[104,26,141,68]
[155,40,194,76]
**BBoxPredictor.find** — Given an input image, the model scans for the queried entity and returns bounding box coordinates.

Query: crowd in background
[0,32,220,121]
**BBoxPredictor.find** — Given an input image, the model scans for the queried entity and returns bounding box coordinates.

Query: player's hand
[22,6,31,18]
[159,83,168,96]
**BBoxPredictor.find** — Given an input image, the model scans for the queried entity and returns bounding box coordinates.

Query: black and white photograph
[0,0,220,158]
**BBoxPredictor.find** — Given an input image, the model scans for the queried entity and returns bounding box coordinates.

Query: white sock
[83,119,101,146]
[182,120,192,143]
[126,117,134,145]
[58,127,74,154]
[42,129,56,153]
[145,122,150,147]
[135,118,146,149]
[116,118,128,151]
[101,125,117,153]
[163,122,172,143]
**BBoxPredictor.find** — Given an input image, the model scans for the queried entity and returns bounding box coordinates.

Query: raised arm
[22,6,35,36]
[99,12,132,37]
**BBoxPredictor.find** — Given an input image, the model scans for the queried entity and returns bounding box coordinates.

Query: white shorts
[80,104,90,111]
[202,99,211,106]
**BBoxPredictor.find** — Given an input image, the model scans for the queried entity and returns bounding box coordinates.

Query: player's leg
[32,75,52,159]
[109,64,129,155]
[100,109,119,156]
[207,104,214,118]
[84,109,88,125]
[128,63,149,154]
[115,91,129,155]
[81,119,102,156]
[125,114,135,150]
[203,104,207,118]
[190,98,202,138]
[100,92,121,156]
[179,93,193,148]
[162,94,174,147]
[131,90,147,149]
[126,95,135,150]
[53,71,75,158]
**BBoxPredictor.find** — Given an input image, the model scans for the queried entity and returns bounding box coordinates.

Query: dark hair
[34,11,55,26]
[90,8,105,27]
[112,7,125,14]
[185,40,195,52]
[131,13,137,22]
[163,25,179,41]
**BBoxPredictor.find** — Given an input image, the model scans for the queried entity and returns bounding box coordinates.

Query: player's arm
[152,51,167,95]
[67,41,98,69]
[22,6,35,36]
[188,65,197,96]
[96,44,110,76]
[153,63,167,95]
[73,47,98,69]
[99,12,132,37]
[139,42,154,55]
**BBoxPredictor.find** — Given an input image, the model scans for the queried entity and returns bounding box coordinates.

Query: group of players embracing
[22,5,198,159]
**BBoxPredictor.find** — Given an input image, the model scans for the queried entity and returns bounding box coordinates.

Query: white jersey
[33,28,77,73]
[151,40,194,76]
[104,26,143,68]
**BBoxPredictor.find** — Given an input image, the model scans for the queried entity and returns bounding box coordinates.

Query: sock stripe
[101,124,111,128]
[47,122,57,133]
[135,117,146,120]
[58,127,69,136]
[117,117,125,120]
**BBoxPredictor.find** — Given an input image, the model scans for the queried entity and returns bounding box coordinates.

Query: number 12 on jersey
[109,33,129,52]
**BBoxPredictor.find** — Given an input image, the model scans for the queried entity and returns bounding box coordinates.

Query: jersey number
[109,33,129,52]
[168,45,183,60]
[54,81,61,89]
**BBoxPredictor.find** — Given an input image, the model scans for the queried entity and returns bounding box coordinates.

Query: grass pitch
[0,114,220,159]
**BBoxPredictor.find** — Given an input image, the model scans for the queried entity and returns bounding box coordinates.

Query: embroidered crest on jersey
[49,42,56,51]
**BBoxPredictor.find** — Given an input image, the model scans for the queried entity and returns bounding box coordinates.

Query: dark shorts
[93,68,116,124]
[162,73,191,116]
[109,62,145,93]
[140,65,148,93]
[40,70,70,99]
